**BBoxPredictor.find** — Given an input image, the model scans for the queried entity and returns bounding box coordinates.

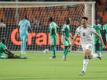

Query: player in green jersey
[48,17,58,59]
[103,23,107,46]
[0,38,26,59]
[93,19,102,54]
[61,18,71,61]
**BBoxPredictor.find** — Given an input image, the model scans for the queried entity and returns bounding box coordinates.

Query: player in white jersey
[72,17,106,75]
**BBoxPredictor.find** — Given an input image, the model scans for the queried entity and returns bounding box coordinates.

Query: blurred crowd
[0,0,107,23]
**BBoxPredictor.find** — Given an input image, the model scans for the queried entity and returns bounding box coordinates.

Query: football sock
[82,59,89,72]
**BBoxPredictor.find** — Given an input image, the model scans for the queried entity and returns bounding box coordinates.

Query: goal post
[0,1,95,51]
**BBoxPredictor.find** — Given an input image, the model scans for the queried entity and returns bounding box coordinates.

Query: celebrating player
[61,18,71,61]
[48,17,58,59]
[72,17,106,75]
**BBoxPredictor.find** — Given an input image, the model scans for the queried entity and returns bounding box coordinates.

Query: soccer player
[48,17,58,59]
[93,19,102,54]
[18,15,32,57]
[72,17,106,75]
[61,18,71,61]
[0,38,22,59]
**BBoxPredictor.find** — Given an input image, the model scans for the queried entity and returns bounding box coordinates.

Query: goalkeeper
[0,38,25,59]
[18,15,32,58]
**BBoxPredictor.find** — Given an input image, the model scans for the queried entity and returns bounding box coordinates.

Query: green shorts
[50,35,57,46]
[62,36,70,46]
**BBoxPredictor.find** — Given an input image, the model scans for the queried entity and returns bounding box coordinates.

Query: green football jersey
[0,42,6,53]
[49,22,58,36]
[0,42,6,57]
[62,24,70,38]
[93,24,102,35]
[103,23,107,30]
[93,24,102,43]
[103,23,107,39]
[61,24,70,46]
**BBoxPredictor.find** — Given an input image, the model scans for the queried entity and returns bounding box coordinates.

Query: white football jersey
[75,25,96,45]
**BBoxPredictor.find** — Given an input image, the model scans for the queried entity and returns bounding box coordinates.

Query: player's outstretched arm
[72,34,78,45]
[68,34,78,52]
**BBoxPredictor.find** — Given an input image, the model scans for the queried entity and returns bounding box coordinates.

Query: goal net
[0,1,95,51]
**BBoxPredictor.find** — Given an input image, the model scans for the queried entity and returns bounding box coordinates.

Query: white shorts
[81,44,94,54]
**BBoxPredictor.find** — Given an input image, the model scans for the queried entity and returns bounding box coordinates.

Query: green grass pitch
[0,52,107,80]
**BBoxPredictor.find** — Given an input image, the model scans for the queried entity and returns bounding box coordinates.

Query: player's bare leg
[81,49,91,75]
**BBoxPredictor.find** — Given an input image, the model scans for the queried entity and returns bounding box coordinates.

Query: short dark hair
[49,17,54,22]
[82,17,88,20]
[65,18,70,24]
